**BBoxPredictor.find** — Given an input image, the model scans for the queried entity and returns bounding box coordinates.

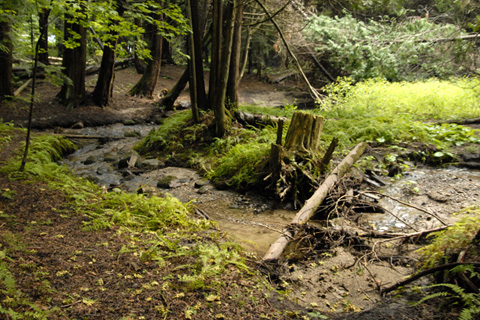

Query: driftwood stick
[262,142,367,262]
[366,191,447,226]
[366,225,451,240]
[381,262,480,295]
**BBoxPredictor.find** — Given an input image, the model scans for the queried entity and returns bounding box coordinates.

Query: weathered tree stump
[284,111,324,153]
[268,112,329,203]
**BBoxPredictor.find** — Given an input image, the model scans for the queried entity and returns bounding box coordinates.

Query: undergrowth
[136,77,480,192]
[413,207,480,319]
[416,207,480,269]
[134,110,192,155]
[0,122,256,318]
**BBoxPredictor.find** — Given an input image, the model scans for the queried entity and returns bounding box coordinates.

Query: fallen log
[235,110,287,127]
[262,141,367,262]
[14,78,33,96]
[55,134,120,140]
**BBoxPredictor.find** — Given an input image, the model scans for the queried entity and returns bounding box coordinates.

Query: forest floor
[0,64,471,319]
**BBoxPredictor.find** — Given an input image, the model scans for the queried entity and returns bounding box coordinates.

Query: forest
[1,0,480,319]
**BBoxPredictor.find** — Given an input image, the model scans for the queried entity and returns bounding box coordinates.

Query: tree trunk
[186,0,199,122]
[226,0,244,107]
[212,0,237,137]
[262,142,368,262]
[161,38,175,64]
[129,10,163,98]
[160,67,189,110]
[0,17,14,100]
[208,0,223,107]
[38,8,50,66]
[284,111,324,153]
[133,18,146,74]
[92,0,125,107]
[57,1,87,109]
[187,0,207,117]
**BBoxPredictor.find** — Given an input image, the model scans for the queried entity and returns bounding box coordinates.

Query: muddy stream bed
[59,123,480,315]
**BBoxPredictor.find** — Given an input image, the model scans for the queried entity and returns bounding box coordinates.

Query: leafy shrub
[304,14,472,81]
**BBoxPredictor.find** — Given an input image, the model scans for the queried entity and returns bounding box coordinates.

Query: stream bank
[58,121,479,317]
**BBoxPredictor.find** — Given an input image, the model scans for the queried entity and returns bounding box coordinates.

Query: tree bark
[262,142,368,262]
[186,0,207,119]
[212,0,237,137]
[57,0,87,109]
[38,8,50,66]
[209,0,223,107]
[159,67,189,110]
[0,10,14,100]
[161,38,175,64]
[92,0,125,107]
[226,0,244,107]
[186,0,200,122]
[284,111,324,153]
[129,8,163,98]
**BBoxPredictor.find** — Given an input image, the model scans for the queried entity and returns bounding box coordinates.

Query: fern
[416,211,480,268]
[414,283,480,320]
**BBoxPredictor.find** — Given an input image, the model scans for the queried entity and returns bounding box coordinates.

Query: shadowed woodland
[1,0,480,319]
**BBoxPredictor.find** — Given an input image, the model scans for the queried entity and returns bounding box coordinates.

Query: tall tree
[129,1,163,98]
[186,0,207,121]
[92,0,126,107]
[211,0,237,137]
[226,0,244,107]
[57,0,87,108]
[38,7,50,66]
[0,0,14,100]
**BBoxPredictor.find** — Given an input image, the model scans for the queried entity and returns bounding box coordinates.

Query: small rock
[71,121,84,129]
[169,178,188,188]
[428,189,450,203]
[118,154,139,169]
[198,185,212,194]
[96,167,109,175]
[103,155,117,163]
[124,131,141,138]
[194,180,210,188]
[123,119,136,126]
[84,156,96,165]
[137,185,163,197]
[157,175,178,188]
[138,159,165,170]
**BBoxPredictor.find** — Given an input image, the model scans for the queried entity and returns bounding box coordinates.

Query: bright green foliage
[317,77,480,150]
[416,208,480,269]
[84,192,195,231]
[135,110,192,155]
[0,122,14,146]
[205,126,276,189]
[321,77,480,121]
[304,14,471,81]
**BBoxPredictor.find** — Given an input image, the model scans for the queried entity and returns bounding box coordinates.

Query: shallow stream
[60,123,480,255]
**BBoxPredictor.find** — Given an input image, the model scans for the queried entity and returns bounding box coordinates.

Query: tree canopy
[0,0,479,121]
